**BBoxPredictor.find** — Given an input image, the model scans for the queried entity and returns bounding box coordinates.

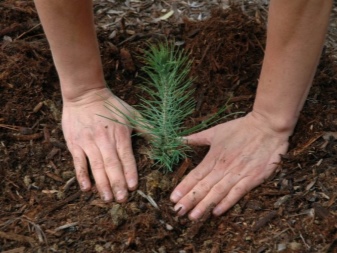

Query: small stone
[110,204,128,227]
[56,191,65,200]
[277,243,286,251]
[165,223,173,231]
[104,242,111,249]
[146,170,171,196]
[274,195,291,208]
[203,240,213,247]
[23,175,32,187]
[233,204,242,214]
[288,241,302,250]
[158,246,166,253]
[95,244,104,252]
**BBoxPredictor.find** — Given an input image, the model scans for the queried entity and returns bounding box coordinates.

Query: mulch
[1,1,337,252]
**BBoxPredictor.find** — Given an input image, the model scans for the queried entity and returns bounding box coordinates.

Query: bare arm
[33,0,105,101]
[253,0,332,134]
[171,0,333,220]
[34,0,138,202]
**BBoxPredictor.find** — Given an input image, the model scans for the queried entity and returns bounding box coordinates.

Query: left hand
[170,112,290,220]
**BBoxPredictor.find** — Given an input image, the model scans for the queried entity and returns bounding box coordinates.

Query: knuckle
[198,181,211,192]
[116,125,130,139]
[233,185,249,195]
[190,169,204,181]
[104,156,121,168]
[90,159,104,170]
[212,184,226,195]
[119,150,133,161]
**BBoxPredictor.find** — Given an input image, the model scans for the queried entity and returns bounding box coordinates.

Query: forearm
[34,0,105,101]
[253,0,332,134]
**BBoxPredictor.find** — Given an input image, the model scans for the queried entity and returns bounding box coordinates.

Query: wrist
[248,109,297,137]
[61,84,109,104]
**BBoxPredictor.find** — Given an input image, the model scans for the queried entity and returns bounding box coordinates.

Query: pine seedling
[104,42,230,172]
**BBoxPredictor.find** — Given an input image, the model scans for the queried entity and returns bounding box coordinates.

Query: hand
[170,112,291,220]
[62,87,138,203]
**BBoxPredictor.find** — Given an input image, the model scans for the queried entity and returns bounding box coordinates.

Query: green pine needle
[104,42,232,172]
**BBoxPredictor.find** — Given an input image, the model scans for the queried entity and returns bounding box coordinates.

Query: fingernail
[80,181,89,191]
[127,179,137,190]
[213,207,222,216]
[189,209,202,220]
[102,192,112,202]
[174,204,185,216]
[115,190,126,202]
[170,191,182,202]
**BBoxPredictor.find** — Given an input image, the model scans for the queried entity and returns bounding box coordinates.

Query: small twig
[15,23,41,40]
[185,204,215,239]
[54,222,78,232]
[273,228,290,239]
[0,230,37,246]
[291,132,323,156]
[62,177,77,192]
[137,190,159,209]
[299,232,311,250]
[0,123,20,131]
[36,190,82,221]
[8,132,43,141]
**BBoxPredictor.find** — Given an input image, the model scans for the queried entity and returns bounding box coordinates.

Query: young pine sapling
[104,42,231,172]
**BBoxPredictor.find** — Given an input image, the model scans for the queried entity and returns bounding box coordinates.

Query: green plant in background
[104,42,230,172]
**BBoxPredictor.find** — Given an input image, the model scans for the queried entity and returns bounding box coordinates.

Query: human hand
[170,112,291,220]
[62,87,138,203]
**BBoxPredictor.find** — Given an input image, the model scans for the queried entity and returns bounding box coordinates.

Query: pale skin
[33,0,332,219]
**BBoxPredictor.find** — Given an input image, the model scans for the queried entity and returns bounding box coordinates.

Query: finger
[173,151,255,218]
[115,126,138,191]
[170,153,217,204]
[183,127,215,146]
[173,165,227,217]
[131,109,151,138]
[101,147,128,202]
[97,129,128,203]
[212,177,263,216]
[113,99,151,141]
[187,170,243,220]
[70,145,91,191]
[173,155,242,218]
[82,141,113,202]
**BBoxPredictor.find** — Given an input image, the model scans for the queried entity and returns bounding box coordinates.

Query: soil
[1,1,337,252]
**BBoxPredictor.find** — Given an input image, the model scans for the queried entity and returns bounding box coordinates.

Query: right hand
[170,112,291,219]
[62,87,138,203]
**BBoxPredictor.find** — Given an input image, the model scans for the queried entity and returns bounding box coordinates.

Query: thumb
[183,128,214,146]
[131,109,153,141]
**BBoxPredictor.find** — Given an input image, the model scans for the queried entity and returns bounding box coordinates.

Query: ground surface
[1,1,337,252]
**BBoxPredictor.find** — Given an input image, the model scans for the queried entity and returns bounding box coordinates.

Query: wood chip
[120,48,136,72]
[252,210,278,232]
[0,247,26,253]
[185,204,215,239]
[292,133,323,156]
[172,158,191,187]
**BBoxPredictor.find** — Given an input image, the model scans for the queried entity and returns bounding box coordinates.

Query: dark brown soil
[1,1,337,252]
